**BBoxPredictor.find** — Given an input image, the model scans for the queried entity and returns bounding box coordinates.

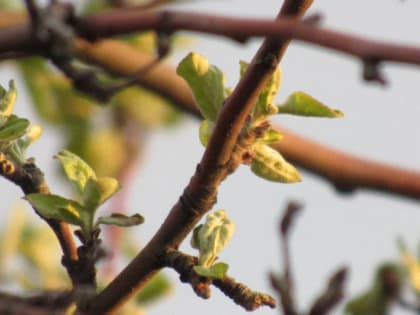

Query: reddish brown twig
[164,249,276,310]
[82,1,312,314]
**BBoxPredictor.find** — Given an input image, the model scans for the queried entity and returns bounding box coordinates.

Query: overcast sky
[2,1,420,315]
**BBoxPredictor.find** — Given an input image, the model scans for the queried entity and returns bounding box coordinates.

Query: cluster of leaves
[177,52,342,183]
[0,80,42,164]
[25,150,144,242]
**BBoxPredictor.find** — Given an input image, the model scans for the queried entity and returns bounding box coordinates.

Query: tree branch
[3,6,420,67]
[83,1,313,314]
[164,249,276,310]
[74,39,420,200]
[0,154,79,275]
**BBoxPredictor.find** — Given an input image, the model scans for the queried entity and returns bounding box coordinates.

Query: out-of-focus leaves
[193,262,229,279]
[55,150,97,195]
[83,128,127,177]
[278,91,343,118]
[345,263,401,315]
[113,87,181,128]
[250,144,301,183]
[177,52,225,121]
[399,240,420,293]
[97,213,144,227]
[135,272,172,305]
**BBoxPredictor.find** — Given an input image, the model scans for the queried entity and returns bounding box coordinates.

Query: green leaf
[97,213,144,227]
[55,150,96,195]
[278,91,343,118]
[0,115,30,142]
[135,272,172,305]
[198,119,214,146]
[190,224,203,249]
[177,52,225,121]
[240,61,281,119]
[251,144,301,183]
[193,262,229,279]
[0,80,17,118]
[82,177,121,210]
[257,129,283,145]
[25,193,83,226]
[195,210,235,268]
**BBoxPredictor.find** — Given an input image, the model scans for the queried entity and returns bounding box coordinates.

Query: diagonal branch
[83,1,313,314]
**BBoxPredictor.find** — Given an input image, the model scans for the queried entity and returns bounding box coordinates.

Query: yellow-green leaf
[135,272,172,305]
[0,80,17,118]
[97,213,144,227]
[55,150,96,195]
[198,119,214,146]
[177,52,225,121]
[25,193,83,226]
[240,61,281,119]
[278,91,343,118]
[193,262,229,279]
[251,144,301,183]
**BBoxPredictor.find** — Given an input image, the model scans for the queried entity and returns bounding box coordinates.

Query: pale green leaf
[55,150,96,195]
[278,91,343,118]
[25,193,83,226]
[177,52,225,121]
[95,177,121,204]
[97,213,144,227]
[240,61,281,119]
[198,119,214,146]
[196,210,235,267]
[251,144,301,183]
[193,262,229,279]
[0,115,29,142]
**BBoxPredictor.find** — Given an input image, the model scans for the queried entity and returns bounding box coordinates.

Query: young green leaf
[0,115,29,142]
[82,177,121,211]
[97,213,144,227]
[177,52,225,121]
[0,80,17,118]
[25,193,83,226]
[278,91,343,118]
[55,150,96,195]
[195,210,235,268]
[193,262,229,279]
[251,144,301,183]
[198,119,214,146]
[190,224,203,249]
[257,128,283,145]
[240,61,281,119]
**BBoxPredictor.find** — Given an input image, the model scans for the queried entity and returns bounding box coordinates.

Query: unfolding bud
[192,210,235,268]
